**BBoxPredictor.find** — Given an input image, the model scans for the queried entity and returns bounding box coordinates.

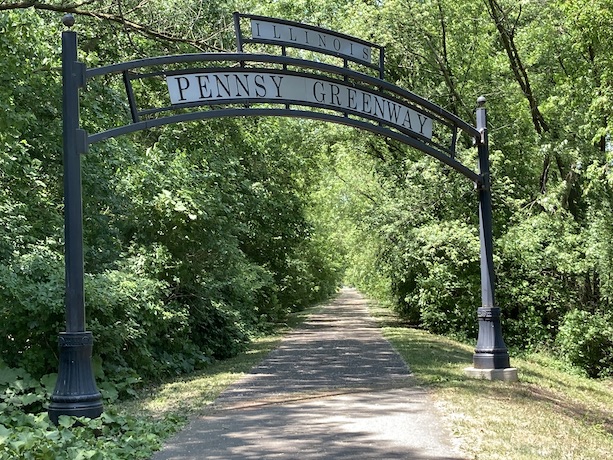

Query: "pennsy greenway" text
[166,72,432,139]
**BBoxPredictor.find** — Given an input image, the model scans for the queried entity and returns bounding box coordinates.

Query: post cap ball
[62,14,75,28]
[477,95,486,106]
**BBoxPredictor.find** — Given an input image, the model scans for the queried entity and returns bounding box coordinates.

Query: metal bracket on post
[76,129,89,155]
[464,96,518,382]
[475,172,489,192]
[48,14,103,425]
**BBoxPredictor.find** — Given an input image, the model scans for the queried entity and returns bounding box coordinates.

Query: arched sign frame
[49,15,516,424]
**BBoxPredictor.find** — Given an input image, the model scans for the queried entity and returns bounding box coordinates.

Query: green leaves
[0,406,182,460]
[0,355,183,459]
[556,309,613,378]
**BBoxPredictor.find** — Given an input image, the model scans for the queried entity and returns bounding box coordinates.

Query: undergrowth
[0,362,183,460]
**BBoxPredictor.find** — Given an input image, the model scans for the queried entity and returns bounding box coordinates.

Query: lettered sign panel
[166,71,432,140]
[250,19,372,64]
[234,13,384,77]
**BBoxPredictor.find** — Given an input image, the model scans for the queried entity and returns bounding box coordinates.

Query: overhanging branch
[0,1,228,52]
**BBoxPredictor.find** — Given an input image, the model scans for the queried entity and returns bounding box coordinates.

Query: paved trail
[152,288,465,459]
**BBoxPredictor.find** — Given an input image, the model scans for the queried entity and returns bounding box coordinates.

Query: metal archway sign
[49,13,516,423]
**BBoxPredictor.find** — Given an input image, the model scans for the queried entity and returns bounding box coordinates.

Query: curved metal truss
[84,53,480,182]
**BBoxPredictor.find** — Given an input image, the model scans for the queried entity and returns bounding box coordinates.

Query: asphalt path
[152,288,465,459]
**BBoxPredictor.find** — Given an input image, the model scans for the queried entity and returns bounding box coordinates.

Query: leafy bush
[0,246,212,382]
[86,266,210,380]
[0,411,182,460]
[0,364,53,416]
[497,212,586,349]
[0,361,183,460]
[0,246,65,377]
[377,219,481,340]
[188,300,249,360]
[556,309,613,378]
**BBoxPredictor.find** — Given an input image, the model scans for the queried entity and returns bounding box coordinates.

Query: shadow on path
[152,288,465,460]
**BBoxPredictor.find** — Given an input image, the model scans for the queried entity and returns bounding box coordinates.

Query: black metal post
[472,96,513,372]
[233,11,244,52]
[48,15,103,424]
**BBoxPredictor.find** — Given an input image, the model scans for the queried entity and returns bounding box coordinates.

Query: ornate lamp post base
[48,332,103,425]
[464,367,518,382]
[464,307,518,382]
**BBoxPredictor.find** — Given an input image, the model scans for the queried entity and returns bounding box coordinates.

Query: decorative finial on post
[476,96,487,141]
[62,14,75,28]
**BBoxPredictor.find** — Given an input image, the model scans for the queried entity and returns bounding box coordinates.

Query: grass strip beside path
[112,306,318,421]
[371,304,613,460]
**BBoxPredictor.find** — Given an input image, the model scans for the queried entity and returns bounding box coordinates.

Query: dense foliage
[288,0,613,377]
[0,6,341,383]
[0,362,181,459]
[2,0,613,456]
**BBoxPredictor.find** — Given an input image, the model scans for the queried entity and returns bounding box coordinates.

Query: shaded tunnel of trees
[2,0,613,412]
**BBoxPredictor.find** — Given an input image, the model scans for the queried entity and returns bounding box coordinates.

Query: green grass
[114,299,613,459]
[112,305,318,420]
[371,305,613,460]
[114,335,282,418]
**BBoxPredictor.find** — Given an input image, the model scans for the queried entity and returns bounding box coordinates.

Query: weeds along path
[153,288,465,460]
